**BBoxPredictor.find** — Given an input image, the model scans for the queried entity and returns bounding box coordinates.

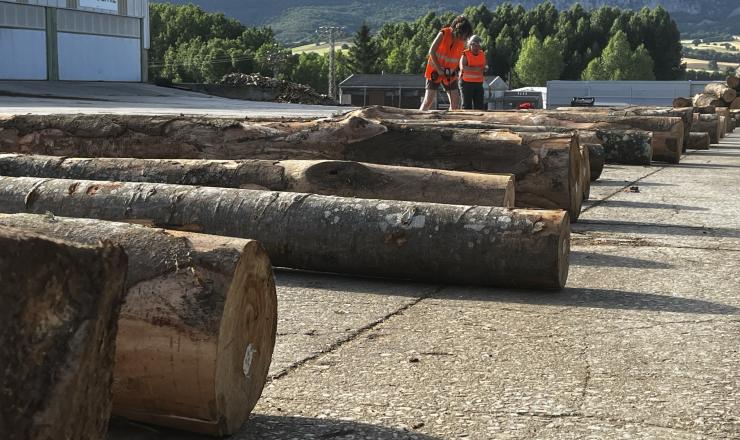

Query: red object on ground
[518,102,534,110]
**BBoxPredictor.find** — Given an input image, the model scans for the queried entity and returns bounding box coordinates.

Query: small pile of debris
[219,73,336,106]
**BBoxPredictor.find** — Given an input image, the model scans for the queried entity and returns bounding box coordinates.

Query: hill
[160,0,740,43]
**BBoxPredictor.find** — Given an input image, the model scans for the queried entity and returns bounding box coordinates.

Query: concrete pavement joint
[267,288,440,382]
[582,166,667,214]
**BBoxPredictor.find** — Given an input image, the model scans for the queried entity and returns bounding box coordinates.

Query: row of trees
[150,2,687,89]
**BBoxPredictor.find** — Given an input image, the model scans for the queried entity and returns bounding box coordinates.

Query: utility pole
[317,26,345,100]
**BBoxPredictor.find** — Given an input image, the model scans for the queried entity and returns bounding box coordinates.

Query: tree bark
[585,144,604,181]
[0,114,575,215]
[704,82,738,103]
[351,106,683,164]
[672,97,693,108]
[693,106,717,114]
[0,155,516,208]
[728,116,736,133]
[692,114,721,144]
[716,108,730,136]
[694,93,721,108]
[0,229,126,440]
[579,144,591,200]
[0,176,571,289]
[0,213,277,436]
[687,132,710,150]
[731,98,740,110]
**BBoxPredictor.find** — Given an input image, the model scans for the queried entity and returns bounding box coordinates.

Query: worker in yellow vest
[459,35,488,110]
[420,16,473,111]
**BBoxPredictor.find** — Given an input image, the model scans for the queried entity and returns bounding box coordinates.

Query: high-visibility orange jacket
[424,27,465,84]
[461,49,486,83]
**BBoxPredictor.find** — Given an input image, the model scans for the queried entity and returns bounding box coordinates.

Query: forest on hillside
[150,2,737,93]
[162,0,740,43]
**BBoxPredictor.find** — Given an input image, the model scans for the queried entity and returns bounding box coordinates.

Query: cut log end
[112,235,277,436]
[687,132,710,150]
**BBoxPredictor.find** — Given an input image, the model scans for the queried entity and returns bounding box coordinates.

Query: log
[704,82,737,103]
[694,93,721,108]
[728,116,736,133]
[727,75,740,91]
[731,98,740,110]
[692,114,721,144]
[579,144,591,201]
[585,144,605,181]
[0,176,572,288]
[554,106,693,147]
[378,118,652,167]
[0,114,574,216]
[0,229,126,440]
[352,106,683,164]
[673,97,693,108]
[694,106,716,115]
[0,213,277,436]
[0,155,516,208]
[687,132,710,150]
[716,108,730,136]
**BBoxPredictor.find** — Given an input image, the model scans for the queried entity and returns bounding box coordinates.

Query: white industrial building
[0,0,149,81]
[546,80,715,108]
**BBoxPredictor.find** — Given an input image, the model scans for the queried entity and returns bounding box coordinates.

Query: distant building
[0,0,149,81]
[546,80,715,108]
[339,74,504,109]
[503,87,546,109]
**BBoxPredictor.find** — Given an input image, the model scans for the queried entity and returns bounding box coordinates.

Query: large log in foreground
[0,176,571,288]
[0,114,573,215]
[0,229,126,440]
[0,213,277,436]
[0,154,516,208]
[687,132,710,150]
[352,106,683,164]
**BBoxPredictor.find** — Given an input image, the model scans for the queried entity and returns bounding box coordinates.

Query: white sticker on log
[243,344,255,379]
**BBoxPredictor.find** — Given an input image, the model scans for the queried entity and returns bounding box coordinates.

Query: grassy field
[291,40,353,55]
[682,57,739,71]
[681,37,740,54]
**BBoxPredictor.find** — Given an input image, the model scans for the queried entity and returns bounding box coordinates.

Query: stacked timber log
[0,229,127,440]
[716,107,730,137]
[0,154,516,208]
[687,132,711,150]
[0,113,580,217]
[692,114,722,144]
[585,144,605,181]
[352,106,683,164]
[692,76,740,109]
[0,214,278,436]
[0,176,572,289]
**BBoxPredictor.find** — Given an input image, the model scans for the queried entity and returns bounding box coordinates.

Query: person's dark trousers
[461,81,485,110]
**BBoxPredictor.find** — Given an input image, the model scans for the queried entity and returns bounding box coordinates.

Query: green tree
[582,31,655,80]
[709,59,719,71]
[514,34,564,86]
[348,23,380,74]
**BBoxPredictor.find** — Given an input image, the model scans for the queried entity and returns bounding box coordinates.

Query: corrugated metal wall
[546,80,722,108]
[0,0,148,80]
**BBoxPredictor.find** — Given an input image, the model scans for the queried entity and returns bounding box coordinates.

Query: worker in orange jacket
[459,35,488,110]
[420,15,473,111]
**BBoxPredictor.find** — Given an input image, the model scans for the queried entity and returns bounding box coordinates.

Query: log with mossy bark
[0,114,576,216]
[687,132,710,150]
[0,213,277,436]
[351,106,683,164]
[0,176,571,289]
[0,229,126,440]
[694,93,722,108]
[0,155,516,208]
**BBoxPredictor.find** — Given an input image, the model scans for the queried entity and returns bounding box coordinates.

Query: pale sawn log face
[0,155,516,208]
[0,229,126,440]
[0,176,571,289]
[0,214,277,436]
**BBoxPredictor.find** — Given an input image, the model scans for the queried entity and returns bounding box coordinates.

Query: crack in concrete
[581,167,667,214]
[268,288,439,382]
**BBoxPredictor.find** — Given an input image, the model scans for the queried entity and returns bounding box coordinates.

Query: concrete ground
[1,83,736,439]
[110,133,740,440]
